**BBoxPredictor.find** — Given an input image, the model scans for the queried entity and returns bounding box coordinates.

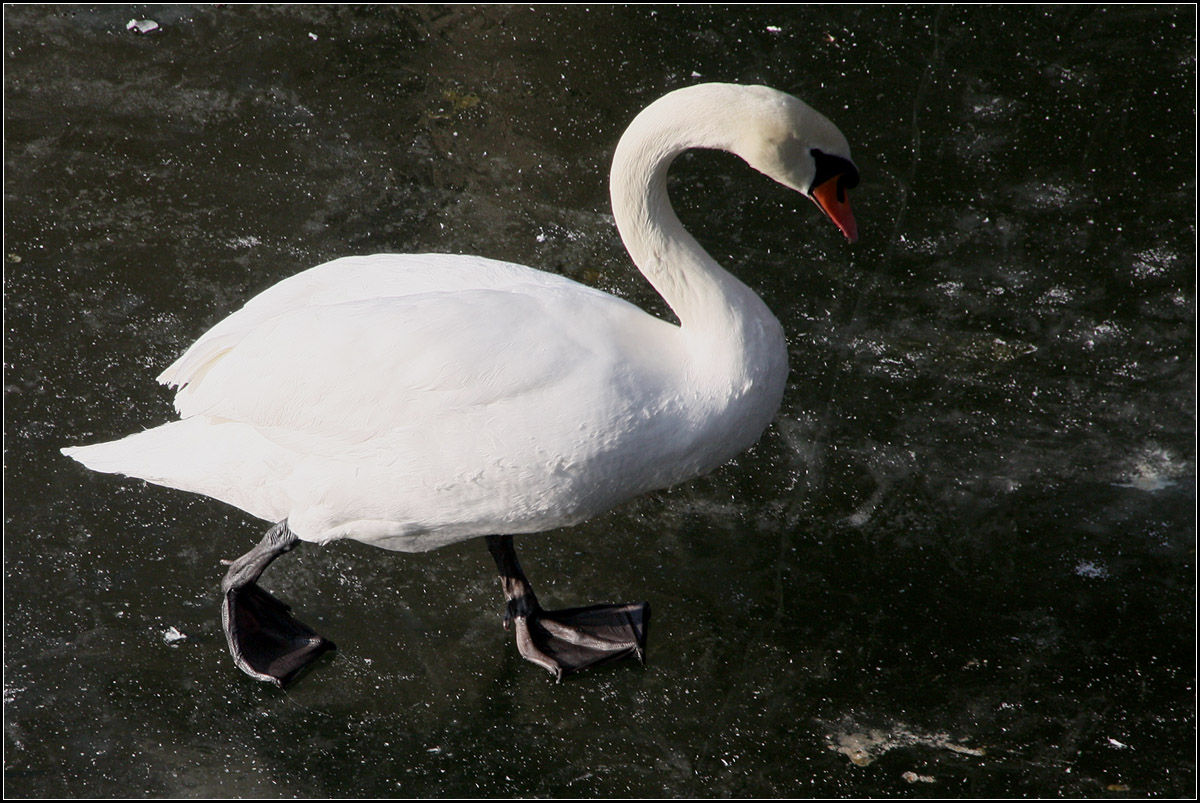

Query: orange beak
[811,174,858,243]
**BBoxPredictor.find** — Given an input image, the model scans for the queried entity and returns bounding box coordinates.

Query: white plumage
[63,83,857,557]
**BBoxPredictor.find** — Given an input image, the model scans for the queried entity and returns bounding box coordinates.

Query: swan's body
[67,250,783,552]
[62,83,858,683]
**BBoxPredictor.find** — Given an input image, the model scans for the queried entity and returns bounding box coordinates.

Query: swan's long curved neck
[609,85,777,344]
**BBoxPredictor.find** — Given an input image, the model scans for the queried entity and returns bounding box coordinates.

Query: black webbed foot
[513,601,650,681]
[487,534,649,681]
[220,521,335,687]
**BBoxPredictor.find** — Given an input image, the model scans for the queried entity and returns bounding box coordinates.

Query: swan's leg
[485,535,650,681]
[220,521,336,687]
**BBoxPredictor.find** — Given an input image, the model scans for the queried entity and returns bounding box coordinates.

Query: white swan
[62,83,859,684]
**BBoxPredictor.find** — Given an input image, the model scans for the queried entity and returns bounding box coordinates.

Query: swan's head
[734,85,860,243]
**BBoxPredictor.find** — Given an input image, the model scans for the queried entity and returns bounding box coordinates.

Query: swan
[62,83,859,685]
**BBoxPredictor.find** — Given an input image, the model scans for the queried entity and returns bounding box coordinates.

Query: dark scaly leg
[220,521,335,687]
[485,535,649,681]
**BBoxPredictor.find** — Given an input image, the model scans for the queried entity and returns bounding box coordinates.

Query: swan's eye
[810,149,860,200]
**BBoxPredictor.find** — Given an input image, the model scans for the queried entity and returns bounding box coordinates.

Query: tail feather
[61,419,284,523]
